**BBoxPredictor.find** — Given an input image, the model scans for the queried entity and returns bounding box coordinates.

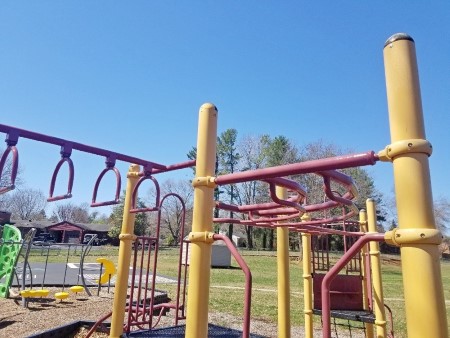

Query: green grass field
[26,245,450,337]
[156,249,450,337]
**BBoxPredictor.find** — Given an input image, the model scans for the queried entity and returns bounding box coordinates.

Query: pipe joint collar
[385,228,442,246]
[378,139,432,162]
[192,176,216,188]
[119,233,137,241]
[188,231,215,244]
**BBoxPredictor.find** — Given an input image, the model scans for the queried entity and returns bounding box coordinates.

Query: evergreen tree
[217,129,241,241]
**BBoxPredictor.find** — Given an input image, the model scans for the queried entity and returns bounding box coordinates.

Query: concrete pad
[12,262,179,287]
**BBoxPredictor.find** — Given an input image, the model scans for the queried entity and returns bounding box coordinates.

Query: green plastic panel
[0,224,22,298]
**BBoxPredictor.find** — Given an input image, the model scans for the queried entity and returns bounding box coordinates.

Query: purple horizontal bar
[215,151,378,185]
[0,123,168,170]
[147,160,196,174]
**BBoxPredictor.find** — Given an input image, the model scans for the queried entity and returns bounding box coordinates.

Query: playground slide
[0,224,22,298]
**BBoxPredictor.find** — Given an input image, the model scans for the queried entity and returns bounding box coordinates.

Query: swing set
[0,33,447,338]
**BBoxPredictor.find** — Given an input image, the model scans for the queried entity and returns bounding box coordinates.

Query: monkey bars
[0,123,195,205]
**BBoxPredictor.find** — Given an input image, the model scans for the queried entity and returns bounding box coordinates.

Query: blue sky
[0,2,449,219]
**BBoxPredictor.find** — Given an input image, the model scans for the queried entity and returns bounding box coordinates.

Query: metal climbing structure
[0,32,448,338]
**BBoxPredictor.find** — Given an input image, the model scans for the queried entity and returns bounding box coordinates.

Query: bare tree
[433,196,450,231]
[147,179,193,245]
[235,135,271,249]
[384,194,449,232]
[51,202,90,222]
[7,188,47,220]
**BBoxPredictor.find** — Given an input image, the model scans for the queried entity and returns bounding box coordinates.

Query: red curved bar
[257,191,357,216]
[159,193,187,325]
[216,200,295,213]
[266,180,306,213]
[91,167,121,207]
[130,175,160,213]
[313,170,359,215]
[212,234,252,338]
[264,177,307,199]
[0,146,18,194]
[321,233,385,338]
[48,157,74,202]
[247,209,301,224]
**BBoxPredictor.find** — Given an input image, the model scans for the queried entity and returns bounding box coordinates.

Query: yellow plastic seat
[70,285,84,298]
[28,290,40,298]
[54,291,69,301]
[19,289,31,298]
[35,289,50,298]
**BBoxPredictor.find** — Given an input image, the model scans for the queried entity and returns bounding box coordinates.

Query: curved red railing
[212,234,252,338]
[0,145,19,194]
[91,156,121,207]
[130,175,160,213]
[47,155,74,202]
[320,233,385,338]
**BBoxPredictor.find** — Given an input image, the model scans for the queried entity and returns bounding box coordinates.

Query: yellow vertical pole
[383,33,448,337]
[359,209,375,338]
[366,199,387,338]
[109,164,140,338]
[185,103,218,338]
[276,186,290,338]
[301,213,313,338]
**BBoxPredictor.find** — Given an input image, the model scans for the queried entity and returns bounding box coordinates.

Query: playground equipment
[96,257,116,285]
[85,189,191,337]
[11,235,104,305]
[0,33,448,338]
[54,244,72,301]
[0,224,22,297]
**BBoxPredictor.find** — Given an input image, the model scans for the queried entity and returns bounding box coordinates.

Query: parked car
[82,233,108,246]
[33,233,56,246]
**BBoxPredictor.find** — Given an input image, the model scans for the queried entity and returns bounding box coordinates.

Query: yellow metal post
[301,214,313,338]
[382,33,448,337]
[359,209,375,338]
[276,186,290,338]
[110,164,140,338]
[366,199,387,338]
[185,103,218,338]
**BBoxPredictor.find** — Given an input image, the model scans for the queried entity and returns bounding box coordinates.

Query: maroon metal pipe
[127,243,140,333]
[149,159,196,174]
[288,223,364,237]
[256,198,343,215]
[130,175,160,213]
[263,177,307,199]
[247,211,301,224]
[142,237,157,329]
[159,193,187,325]
[267,181,305,212]
[84,311,113,338]
[47,156,74,202]
[91,166,121,207]
[216,199,298,213]
[0,123,168,170]
[0,145,18,194]
[215,151,377,185]
[321,233,385,338]
[317,169,355,188]
[213,234,252,338]
[321,176,354,207]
